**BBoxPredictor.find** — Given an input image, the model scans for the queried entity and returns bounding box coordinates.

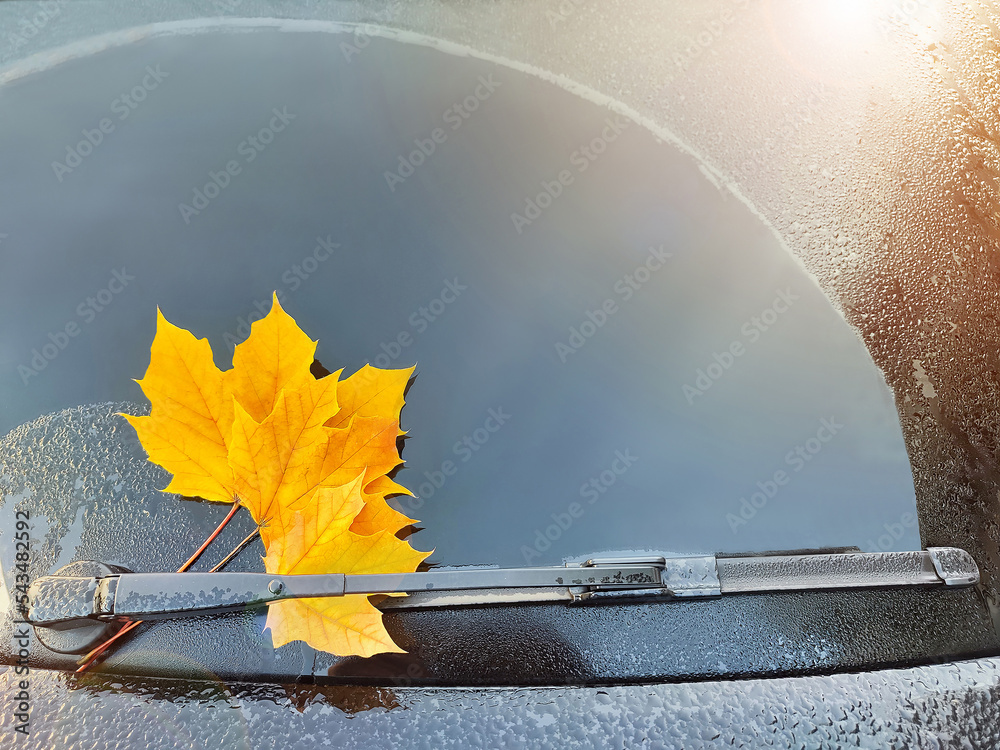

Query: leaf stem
[76,497,244,673]
[74,620,143,672]
[177,498,243,572]
[210,527,261,572]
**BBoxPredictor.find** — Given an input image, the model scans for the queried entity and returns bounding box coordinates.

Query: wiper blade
[25,548,978,629]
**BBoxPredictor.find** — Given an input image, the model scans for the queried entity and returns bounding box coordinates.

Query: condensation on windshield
[0,3,957,573]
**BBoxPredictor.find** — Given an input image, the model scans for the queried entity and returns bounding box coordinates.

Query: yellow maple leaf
[126,294,412,522]
[325,363,411,427]
[227,294,324,423]
[123,293,425,657]
[123,309,236,503]
[226,378,414,546]
[327,365,416,535]
[123,295,325,505]
[264,475,430,656]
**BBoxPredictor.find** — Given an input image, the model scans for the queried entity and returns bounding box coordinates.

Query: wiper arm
[27,562,664,628]
[26,548,978,630]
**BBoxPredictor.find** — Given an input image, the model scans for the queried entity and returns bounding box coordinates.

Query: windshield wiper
[27,561,660,628]
[26,548,977,630]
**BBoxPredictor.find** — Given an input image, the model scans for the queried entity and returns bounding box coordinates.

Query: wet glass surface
[0,27,919,567]
[4,655,1000,749]
[3,4,1000,745]
[5,402,993,687]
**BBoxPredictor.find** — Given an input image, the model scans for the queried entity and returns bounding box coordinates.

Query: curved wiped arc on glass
[0,23,917,570]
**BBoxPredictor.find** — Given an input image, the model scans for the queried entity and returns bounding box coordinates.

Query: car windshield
[6,2,1000,706]
[0,20,920,573]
